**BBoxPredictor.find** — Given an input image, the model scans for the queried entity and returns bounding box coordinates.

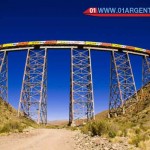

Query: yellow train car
[2,43,14,48]
[112,44,124,48]
[85,41,101,46]
[28,41,40,45]
[134,47,143,52]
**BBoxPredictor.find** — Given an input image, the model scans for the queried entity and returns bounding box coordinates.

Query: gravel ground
[0,129,138,150]
[74,130,138,150]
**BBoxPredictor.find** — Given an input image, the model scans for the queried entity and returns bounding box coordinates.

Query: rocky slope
[74,131,137,150]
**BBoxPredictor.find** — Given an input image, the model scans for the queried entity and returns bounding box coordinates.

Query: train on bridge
[0,40,150,55]
[0,40,150,125]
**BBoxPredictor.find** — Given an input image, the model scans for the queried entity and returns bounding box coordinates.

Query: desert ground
[0,128,136,150]
[0,129,76,150]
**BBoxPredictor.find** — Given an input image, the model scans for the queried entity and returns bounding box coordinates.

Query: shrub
[91,121,108,136]
[81,120,118,138]
[81,124,90,134]
[0,121,24,133]
[108,131,116,138]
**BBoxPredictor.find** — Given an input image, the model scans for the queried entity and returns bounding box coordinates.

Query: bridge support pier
[142,56,150,86]
[109,51,138,117]
[0,51,8,101]
[69,48,95,126]
[18,48,47,124]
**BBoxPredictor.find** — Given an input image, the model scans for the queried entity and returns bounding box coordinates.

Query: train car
[44,40,57,45]
[134,47,143,52]
[12,43,18,47]
[57,41,70,45]
[101,42,112,47]
[17,42,29,46]
[76,41,85,45]
[126,46,136,51]
[65,41,85,45]
[2,43,14,48]
[146,50,150,55]
[56,40,85,45]
[141,49,147,52]
[85,41,101,46]
[112,44,126,49]
[38,41,46,45]
[28,41,40,46]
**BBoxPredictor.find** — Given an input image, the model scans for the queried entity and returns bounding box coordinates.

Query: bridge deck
[0,40,150,56]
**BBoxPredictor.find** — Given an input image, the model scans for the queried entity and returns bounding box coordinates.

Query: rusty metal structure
[0,40,150,124]
[18,48,47,124]
[109,51,138,117]
[69,48,95,125]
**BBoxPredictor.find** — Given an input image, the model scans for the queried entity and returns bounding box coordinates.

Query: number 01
[90,8,96,13]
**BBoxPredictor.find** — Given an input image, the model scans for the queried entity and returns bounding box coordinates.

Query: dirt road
[0,129,77,150]
[0,128,136,150]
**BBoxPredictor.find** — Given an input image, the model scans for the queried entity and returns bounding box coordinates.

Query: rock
[73,131,138,150]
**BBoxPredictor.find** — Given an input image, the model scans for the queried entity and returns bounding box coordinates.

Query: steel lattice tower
[143,56,150,86]
[69,48,95,125]
[0,51,8,101]
[18,48,47,124]
[109,51,138,116]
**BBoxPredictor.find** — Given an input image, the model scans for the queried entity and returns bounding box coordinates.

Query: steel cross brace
[69,48,95,126]
[143,56,150,86]
[18,48,47,124]
[0,51,8,102]
[109,51,138,116]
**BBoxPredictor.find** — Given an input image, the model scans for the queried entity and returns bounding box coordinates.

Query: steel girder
[143,56,150,86]
[69,48,95,125]
[109,51,138,116]
[0,51,8,101]
[18,49,47,124]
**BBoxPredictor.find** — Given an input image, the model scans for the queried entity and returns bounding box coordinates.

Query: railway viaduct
[0,40,150,125]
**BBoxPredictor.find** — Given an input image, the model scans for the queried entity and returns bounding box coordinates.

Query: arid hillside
[81,82,150,149]
[96,82,150,126]
[0,98,38,133]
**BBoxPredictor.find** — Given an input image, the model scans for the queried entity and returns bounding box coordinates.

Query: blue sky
[0,0,150,120]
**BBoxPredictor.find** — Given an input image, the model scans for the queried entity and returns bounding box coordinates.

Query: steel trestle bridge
[0,40,150,125]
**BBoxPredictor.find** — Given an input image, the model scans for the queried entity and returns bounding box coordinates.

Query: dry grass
[81,120,119,138]
[81,82,150,149]
[0,98,38,134]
